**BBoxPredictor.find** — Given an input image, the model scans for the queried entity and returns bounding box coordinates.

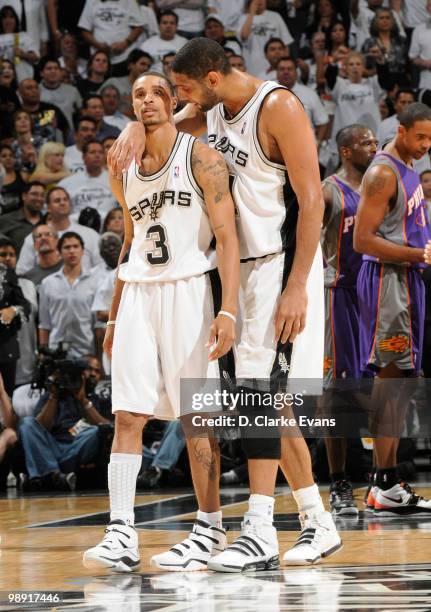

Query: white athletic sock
[244,494,274,526]
[292,484,325,517]
[197,510,223,529]
[108,453,142,526]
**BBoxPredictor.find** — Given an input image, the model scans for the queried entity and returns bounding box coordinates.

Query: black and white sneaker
[374,482,431,516]
[283,511,342,565]
[207,520,279,573]
[83,520,140,573]
[151,519,227,571]
[329,480,358,516]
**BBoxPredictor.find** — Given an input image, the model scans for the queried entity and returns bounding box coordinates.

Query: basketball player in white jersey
[109,39,341,571]
[82,71,240,572]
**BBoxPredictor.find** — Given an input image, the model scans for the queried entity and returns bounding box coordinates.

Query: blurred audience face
[277,58,297,89]
[375,9,393,33]
[76,119,97,148]
[14,111,32,135]
[379,98,390,119]
[102,138,116,164]
[83,142,104,173]
[130,55,152,80]
[0,146,15,172]
[345,54,364,82]
[84,97,104,123]
[229,55,246,72]
[0,60,14,87]
[265,40,286,67]
[317,0,334,18]
[162,53,175,79]
[159,14,178,40]
[84,356,102,382]
[395,92,415,116]
[41,61,62,87]
[1,7,18,33]
[248,0,266,14]
[59,236,83,267]
[33,225,58,255]
[421,171,431,200]
[0,244,17,269]
[60,33,78,58]
[330,22,346,46]
[100,232,122,268]
[19,79,40,105]
[23,184,45,214]
[47,188,71,217]
[46,150,65,172]
[311,32,326,54]
[204,19,224,42]
[21,143,37,167]
[104,208,124,236]
[368,0,383,7]
[89,52,109,78]
[102,87,120,115]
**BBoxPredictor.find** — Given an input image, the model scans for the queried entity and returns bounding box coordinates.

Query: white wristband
[218,310,236,324]
[106,320,116,326]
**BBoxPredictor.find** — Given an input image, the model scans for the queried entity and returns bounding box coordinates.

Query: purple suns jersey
[321,175,362,287]
[363,151,430,267]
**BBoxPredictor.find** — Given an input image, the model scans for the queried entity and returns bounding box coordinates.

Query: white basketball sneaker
[83,520,140,573]
[374,482,431,516]
[150,519,227,571]
[207,519,280,573]
[283,511,342,565]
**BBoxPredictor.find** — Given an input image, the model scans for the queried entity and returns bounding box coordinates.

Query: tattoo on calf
[192,438,218,480]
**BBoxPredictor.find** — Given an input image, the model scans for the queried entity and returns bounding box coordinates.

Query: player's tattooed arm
[354,164,423,263]
[192,141,240,360]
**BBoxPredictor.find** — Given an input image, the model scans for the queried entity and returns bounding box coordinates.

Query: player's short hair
[58,231,84,251]
[133,71,175,96]
[399,102,431,129]
[336,124,368,151]
[264,37,285,55]
[172,38,231,80]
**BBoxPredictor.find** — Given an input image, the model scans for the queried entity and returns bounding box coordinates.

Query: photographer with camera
[18,354,110,492]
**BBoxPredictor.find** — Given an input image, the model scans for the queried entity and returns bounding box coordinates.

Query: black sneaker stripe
[239,535,265,556]
[189,537,210,553]
[169,547,184,557]
[226,545,251,557]
[109,528,131,540]
[228,540,258,556]
[194,531,218,544]
[99,554,139,567]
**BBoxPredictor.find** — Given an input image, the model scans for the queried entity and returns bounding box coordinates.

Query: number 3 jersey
[119,132,215,283]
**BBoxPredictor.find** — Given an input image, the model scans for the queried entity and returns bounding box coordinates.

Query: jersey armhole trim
[252,85,298,171]
[186,136,205,201]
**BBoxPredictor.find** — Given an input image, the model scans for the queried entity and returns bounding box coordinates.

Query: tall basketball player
[82,72,240,572]
[321,125,377,515]
[354,103,431,516]
[109,39,341,570]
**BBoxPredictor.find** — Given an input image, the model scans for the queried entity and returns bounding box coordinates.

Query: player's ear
[172,96,178,111]
[206,70,220,89]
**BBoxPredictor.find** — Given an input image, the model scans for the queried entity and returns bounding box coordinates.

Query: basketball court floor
[1,485,431,611]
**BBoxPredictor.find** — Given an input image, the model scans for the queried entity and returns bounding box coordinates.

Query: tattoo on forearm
[215,192,223,203]
[213,224,224,231]
[192,438,218,480]
[192,151,229,204]
[366,175,386,198]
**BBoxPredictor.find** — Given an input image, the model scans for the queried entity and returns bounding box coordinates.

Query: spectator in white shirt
[259,36,288,80]
[64,116,98,175]
[376,88,416,146]
[140,10,187,72]
[39,231,97,358]
[208,0,246,34]
[78,0,144,75]
[101,85,131,132]
[0,5,38,82]
[102,49,154,117]
[17,187,102,276]
[156,0,206,38]
[204,15,242,56]
[58,141,116,222]
[0,0,48,56]
[39,57,82,131]
[396,0,429,31]
[136,2,159,48]
[409,0,431,90]
[277,56,329,148]
[238,0,293,77]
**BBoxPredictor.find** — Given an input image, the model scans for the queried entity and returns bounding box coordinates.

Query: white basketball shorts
[235,246,324,381]
[111,273,221,419]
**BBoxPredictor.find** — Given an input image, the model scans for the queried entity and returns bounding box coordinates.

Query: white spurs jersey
[207,81,298,260]
[119,132,214,282]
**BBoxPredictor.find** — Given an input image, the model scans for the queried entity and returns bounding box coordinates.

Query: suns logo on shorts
[378,334,409,353]
[323,356,332,374]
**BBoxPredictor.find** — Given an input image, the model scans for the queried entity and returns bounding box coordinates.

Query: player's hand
[103,325,115,358]
[207,314,236,361]
[107,122,146,179]
[274,281,307,344]
[424,240,431,265]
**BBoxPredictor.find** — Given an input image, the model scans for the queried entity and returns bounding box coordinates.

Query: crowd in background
[0,0,431,493]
